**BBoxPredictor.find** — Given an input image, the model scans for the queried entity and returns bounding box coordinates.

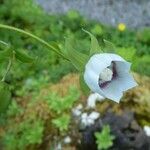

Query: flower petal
[84,68,104,96]
[85,54,112,75]
[108,53,126,62]
[84,53,136,102]
[115,61,138,91]
[84,53,120,96]
[117,73,138,91]
[101,79,123,103]
[115,61,131,73]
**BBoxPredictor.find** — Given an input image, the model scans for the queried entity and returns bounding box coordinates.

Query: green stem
[0,24,68,60]
[1,58,12,82]
[0,40,9,47]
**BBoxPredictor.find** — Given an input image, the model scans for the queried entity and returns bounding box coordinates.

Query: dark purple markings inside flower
[99,61,118,89]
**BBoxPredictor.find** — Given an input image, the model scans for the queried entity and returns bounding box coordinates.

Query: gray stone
[36,0,150,28]
[78,111,150,150]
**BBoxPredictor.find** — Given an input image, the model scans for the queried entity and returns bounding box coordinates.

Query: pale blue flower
[84,53,138,103]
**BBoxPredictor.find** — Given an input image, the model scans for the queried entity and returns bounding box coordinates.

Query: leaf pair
[82,29,116,55]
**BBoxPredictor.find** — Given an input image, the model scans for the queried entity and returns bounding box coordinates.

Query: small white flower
[81,112,100,127]
[144,126,150,137]
[84,53,138,103]
[72,104,83,117]
[87,118,95,125]
[81,113,88,119]
[88,111,100,120]
[64,136,72,144]
[87,93,105,108]
[72,109,82,117]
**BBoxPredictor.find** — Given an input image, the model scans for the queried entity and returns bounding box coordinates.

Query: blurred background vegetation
[0,0,150,150]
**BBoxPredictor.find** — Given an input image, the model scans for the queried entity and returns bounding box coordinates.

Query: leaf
[0,48,12,63]
[65,37,88,71]
[95,125,115,150]
[46,87,80,114]
[52,114,70,132]
[0,82,11,114]
[83,29,102,55]
[103,39,116,53]
[79,73,90,95]
[14,50,35,63]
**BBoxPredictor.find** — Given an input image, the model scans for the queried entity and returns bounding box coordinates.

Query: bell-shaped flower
[84,53,138,103]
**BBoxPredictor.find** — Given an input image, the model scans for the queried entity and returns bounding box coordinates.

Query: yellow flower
[118,23,126,32]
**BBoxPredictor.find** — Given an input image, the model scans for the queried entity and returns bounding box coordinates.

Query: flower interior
[99,61,117,88]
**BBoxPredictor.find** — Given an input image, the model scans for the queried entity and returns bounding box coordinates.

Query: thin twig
[1,58,12,82]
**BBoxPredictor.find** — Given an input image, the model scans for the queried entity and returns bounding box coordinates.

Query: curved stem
[0,24,68,60]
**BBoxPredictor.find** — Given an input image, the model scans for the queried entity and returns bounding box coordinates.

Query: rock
[78,111,150,150]
[37,0,150,28]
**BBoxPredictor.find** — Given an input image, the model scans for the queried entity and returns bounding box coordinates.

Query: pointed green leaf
[65,37,88,71]
[103,39,116,53]
[0,82,11,114]
[15,50,35,63]
[83,29,102,55]
[79,73,90,95]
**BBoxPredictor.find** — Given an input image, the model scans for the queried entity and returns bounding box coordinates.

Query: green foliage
[45,86,80,114]
[0,47,12,63]
[103,39,116,53]
[64,37,88,71]
[0,0,149,149]
[137,28,150,45]
[116,47,136,61]
[132,55,150,76]
[52,114,70,132]
[67,10,80,20]
[6,100,23,117]
[95,125,115,150]
[91,24,103,36]
[14,49,36,63]
[79,73,90,95]
[3,119,44,150]
[1,85,80,149]
[0,82,11,114]
[0,0,149,89]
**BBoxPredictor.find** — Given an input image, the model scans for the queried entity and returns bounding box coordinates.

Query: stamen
[99,68,113,82]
